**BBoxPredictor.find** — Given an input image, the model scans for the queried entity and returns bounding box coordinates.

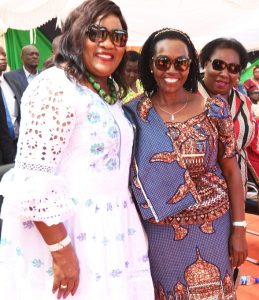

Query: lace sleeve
[0,72,78,226]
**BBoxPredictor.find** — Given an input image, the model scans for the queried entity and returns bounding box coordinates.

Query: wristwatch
[232,221,247,228]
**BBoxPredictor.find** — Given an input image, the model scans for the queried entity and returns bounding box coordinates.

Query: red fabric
[247,118,259,179]
[244,78,259,92]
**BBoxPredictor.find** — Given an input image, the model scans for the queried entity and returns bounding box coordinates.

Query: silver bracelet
[232,221,247,228]
[47,236,71,252]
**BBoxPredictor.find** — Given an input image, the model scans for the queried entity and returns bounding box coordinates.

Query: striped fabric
[198,81,255,193]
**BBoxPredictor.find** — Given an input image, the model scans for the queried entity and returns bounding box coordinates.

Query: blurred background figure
[4,45,40,93]
[248,85,259,117]
[42,35,61,70]
[119,50,143,103]
[2,45,40,139]
[244,65,259,92]
[0,46,18,158]
[247,85,259,182]
[235,75,247,95]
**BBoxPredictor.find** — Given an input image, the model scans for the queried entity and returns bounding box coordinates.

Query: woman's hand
[51,244,80,299]
[229,227,248,268]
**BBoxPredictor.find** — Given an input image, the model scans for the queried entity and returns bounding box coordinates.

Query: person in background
[235,75,247,96]
[0,46,18,158]
[248,85,259,117]
[4,44,40,99]
[244,65,259,92]
[124,28,247,299]
[247,85,259,182]
[119,50,143,103]
[199,38,254,195]
[42,35,62,70]
[0,0,153,299]
[0,87,16,165]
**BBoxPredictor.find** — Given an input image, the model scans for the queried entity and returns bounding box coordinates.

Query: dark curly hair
[139,28,200,96]
[199,38,248,70]
[55,0,127,93]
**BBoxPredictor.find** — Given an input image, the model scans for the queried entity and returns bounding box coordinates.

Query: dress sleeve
[0,72,77,226]
[214,97,237,159]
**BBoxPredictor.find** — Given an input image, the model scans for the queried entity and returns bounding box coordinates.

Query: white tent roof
[0,0,259,51]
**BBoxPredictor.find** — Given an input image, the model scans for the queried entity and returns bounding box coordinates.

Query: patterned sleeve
[218,98,237,159]
[0,70,77,226]
[209,96,237,159]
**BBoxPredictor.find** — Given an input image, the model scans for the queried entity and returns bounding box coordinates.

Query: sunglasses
[87,24,128,47]
[208,59,241,74]
[152,55,191,72]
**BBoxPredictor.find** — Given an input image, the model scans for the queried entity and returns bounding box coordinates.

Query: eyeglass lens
[211,59,241,74]
[88,24,127,47]
[153,56,191,72]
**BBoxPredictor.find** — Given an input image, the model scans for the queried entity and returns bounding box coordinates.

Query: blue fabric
[124,97,197,221]
[0,88,15,140]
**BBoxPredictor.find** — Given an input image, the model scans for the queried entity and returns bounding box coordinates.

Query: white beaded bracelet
[47,236,71,252]
[232,221,247,228]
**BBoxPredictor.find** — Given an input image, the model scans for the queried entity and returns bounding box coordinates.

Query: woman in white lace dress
[0,1,153,299]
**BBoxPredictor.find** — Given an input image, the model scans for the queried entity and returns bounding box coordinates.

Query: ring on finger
[60,284,67,289]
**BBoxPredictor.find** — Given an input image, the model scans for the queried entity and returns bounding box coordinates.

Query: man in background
[2,44,40,140]
[3,45,39,103]
[0,46,16,165]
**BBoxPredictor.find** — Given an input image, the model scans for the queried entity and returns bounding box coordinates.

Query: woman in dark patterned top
[199,38,254,195]
[125,28,247,300]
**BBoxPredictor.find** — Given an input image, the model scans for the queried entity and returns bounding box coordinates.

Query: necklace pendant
[171,114,175,121]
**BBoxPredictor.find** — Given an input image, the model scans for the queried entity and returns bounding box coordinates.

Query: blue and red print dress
[125,95,237,300]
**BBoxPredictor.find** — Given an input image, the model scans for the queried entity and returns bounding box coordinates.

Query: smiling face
[203,48,240,97]
[83,14,126,83]
[151,39,190,94]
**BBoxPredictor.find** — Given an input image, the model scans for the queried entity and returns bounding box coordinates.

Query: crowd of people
[0,0,258,299]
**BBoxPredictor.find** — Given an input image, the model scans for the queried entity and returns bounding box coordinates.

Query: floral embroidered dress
[125,95,237,300]
[0,67,153,300]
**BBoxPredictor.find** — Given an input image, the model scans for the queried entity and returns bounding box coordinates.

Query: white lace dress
[0,67,153,300]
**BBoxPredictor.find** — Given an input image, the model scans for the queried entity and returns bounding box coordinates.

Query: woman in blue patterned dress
[0,1,153,299]
[125,28,247,299]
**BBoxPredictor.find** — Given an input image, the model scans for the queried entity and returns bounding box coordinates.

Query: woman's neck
[154,89,188,107]
[129,81,138,93]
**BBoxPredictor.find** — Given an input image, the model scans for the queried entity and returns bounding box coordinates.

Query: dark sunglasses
[208,58,241,74]
[87,24,128,47]
[152,55,191,72]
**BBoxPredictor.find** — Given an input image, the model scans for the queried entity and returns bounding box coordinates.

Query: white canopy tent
[0,0,259,51]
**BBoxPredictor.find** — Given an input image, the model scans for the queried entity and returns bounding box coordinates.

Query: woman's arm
[218,146,248,268]
[34,222,80,299]
[7,72,80,299]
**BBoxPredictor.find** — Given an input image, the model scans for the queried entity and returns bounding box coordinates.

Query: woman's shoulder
[206,96,230,119]
[21,67,78,109]
[125,93,147,108]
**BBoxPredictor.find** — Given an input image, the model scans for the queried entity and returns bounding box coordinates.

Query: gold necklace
[157,97,189,121]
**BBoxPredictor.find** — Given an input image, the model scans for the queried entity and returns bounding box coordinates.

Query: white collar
[23,66,38,78]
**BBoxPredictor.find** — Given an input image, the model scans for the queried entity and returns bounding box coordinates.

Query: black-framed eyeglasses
[152,55,191,72]
[208,58,241,74]
[87,24,128,47]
